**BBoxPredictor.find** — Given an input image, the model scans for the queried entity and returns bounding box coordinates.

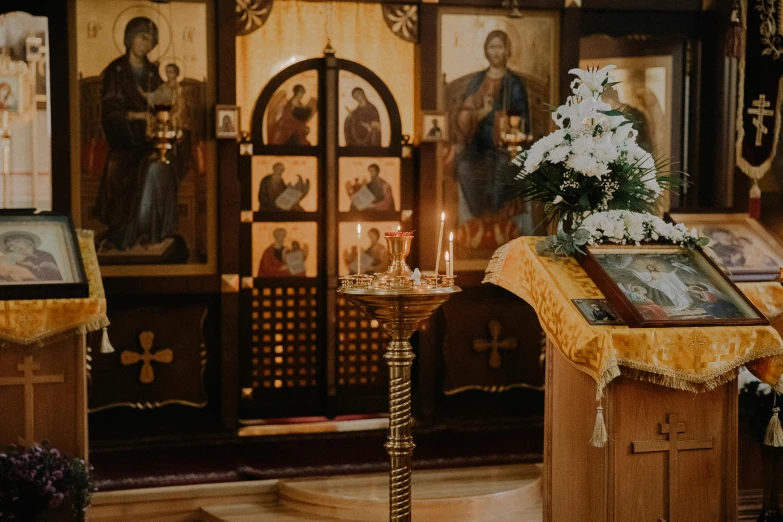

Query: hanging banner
[736,0,783,178]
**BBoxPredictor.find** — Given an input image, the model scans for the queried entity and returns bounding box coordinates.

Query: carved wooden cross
[0,356,64,445]
[748,94,775,146]
[472,319,517,369]
[632,413,713,522]
[121,331,173,384]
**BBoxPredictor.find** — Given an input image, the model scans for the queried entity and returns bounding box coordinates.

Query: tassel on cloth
[100,327,115,354]
[749,179,762,220]
[726,1,743,58]
[590,405,608,448]
[765,393,783,447]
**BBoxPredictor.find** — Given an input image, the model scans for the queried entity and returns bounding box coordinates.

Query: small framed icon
[421,111,448,142]
[572,299,625,326]
[215,104,240,140]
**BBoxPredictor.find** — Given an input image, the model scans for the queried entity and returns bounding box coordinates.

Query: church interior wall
[4,0,771,507]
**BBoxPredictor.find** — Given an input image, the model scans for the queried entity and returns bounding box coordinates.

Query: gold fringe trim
[482,242,512,285]
[0,315,110,351]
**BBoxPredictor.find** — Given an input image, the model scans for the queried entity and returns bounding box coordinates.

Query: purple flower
[49,492,64,508]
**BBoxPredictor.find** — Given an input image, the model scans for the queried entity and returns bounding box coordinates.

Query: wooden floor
[201,464,543,522]
[90,463,543,522]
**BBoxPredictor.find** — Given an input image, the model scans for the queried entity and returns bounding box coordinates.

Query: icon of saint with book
[258,162,310,212]
[345,163,394,212]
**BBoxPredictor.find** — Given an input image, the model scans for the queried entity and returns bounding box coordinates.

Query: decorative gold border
[87,309,209,412]
[67,0,219,277]
[735,0,783,180]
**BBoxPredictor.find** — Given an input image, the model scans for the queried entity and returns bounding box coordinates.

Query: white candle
[448,232,454,277]
[435,212,445,275]
[444,251,450,279]
[357,224,362,275]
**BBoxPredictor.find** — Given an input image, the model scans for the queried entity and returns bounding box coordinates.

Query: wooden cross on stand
[0,356,64,446]
[748,94,775,146]
[121,331,173,384]
[632,413,713,522]
[472,319,517,370]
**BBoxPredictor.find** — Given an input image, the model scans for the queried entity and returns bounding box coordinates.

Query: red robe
[257,245,290,277]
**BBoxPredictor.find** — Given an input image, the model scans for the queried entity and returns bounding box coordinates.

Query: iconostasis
[0,0,722,442]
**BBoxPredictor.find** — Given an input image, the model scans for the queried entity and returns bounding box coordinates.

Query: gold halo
[472,18,523,69]
[113,4,172,61]
[158,56,186,83]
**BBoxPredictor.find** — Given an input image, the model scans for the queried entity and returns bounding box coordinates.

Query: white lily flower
[568,65,616,97]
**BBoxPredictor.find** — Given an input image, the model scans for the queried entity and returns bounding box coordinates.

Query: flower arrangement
[502,64,694,255]
[0,442,93,522]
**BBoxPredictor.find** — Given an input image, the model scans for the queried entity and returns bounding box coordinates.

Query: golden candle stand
[338,232,460,522]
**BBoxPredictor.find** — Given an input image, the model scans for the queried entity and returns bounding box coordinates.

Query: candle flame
[444,251,450,262]
[449,232,453,241]
[441,212,445,222]
[397,225,401,231]
[357,224,361,234]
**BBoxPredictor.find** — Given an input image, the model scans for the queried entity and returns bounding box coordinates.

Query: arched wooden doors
[238,53,413,421]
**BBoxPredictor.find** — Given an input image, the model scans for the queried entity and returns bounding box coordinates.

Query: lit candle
[357,224,362,275]
[449,232,454,277]
[397,225,401,232]
[444,251,450,280]
[435,212,445,275]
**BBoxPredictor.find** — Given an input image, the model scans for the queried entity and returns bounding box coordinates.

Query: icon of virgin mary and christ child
[94,17,193,259]
[451,30,532,252]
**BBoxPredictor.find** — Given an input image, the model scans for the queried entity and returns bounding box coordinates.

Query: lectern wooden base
[544,340,737,522]
[0,334,88,460]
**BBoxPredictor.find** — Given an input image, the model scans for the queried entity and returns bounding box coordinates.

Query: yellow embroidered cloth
[484,237,783,395]
[0,230,108,349]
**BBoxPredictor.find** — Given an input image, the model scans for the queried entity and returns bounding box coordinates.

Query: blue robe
[455,69,529,219]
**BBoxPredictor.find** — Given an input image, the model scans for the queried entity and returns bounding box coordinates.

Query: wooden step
[201,464,543,522]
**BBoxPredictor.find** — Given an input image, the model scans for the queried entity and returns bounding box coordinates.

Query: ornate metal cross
[632,413,713,522]
[0,356,64,445]
[472,319,517,369]
[121,331,173,384]
[748,94,775,146]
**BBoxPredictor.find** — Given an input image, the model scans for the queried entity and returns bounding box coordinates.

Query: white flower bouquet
[508,65,683,231]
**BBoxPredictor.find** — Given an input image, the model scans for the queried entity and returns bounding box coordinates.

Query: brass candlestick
[338,233,460,522]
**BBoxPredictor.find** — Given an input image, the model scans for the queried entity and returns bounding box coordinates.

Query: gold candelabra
[338,232,460,522]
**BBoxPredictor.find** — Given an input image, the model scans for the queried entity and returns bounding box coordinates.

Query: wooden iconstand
[0,334,88,460]
[544,340,737,522]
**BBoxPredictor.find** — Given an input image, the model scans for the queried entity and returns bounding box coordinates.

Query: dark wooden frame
[577,244,769,328]
[579,35,686,209]
[0,210,89,300]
